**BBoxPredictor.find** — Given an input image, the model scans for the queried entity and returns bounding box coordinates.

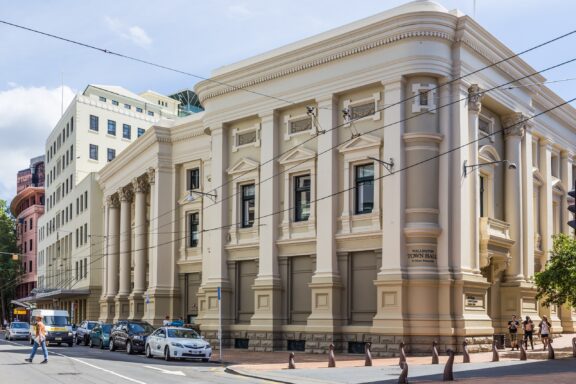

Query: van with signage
[29,309,74,347]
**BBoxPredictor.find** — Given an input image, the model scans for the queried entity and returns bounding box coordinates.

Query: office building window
[89,144,98,160]
[124,103,131,110]
[84,258,88,277]
[84,223,88,244]
[136,107,143,113]
[99,96,106,102]
[112,100,119,106]
[71,116,74,132]
[137,128,145,137]
[123,124,131,139]
[187,168,200,190]
[355,164,374,214]
[107,148,116,162]
[241,184,255,228]
[85,191,88,210]
[107,120,116,136]
[148,111,154,116]
[76,261,79,280]
[188,212,199,247]
[294,175,311,222]
[89,115,99,131]
[80,260,83,278]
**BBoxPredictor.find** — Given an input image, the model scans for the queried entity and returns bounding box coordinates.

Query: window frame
[294,174,311,222]
[240,184,256,228]
[186,168,200,191]
[89,144,98,160]
[107,120,116,136]
[187,212,200,248]
[354,163,375,215]
[89,115,99,131]
[123,124,131,139]
[107,148,116,162]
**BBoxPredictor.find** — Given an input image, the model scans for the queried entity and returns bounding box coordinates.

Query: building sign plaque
[407,246,437,265]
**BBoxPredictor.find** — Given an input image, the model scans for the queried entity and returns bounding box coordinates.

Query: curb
[225,366,296,384]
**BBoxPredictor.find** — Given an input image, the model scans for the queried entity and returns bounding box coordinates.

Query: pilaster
[129,175,148,320]
[116,184,133,321]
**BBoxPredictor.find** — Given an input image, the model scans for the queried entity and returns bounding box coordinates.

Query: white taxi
[145,327,211,362]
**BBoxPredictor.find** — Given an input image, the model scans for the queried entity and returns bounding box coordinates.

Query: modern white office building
[34,85,179,322]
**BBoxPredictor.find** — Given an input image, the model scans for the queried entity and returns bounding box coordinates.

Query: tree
[0,199,20,323]
[535,233,576,307]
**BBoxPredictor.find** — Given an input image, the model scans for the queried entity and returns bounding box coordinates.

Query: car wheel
[146,345,153,359]
[109,338,116,351]
[100,339,105,349]
[164,346,171,361]
[202,358,209,363]
[126,341,133,355]
[89,338,94,348]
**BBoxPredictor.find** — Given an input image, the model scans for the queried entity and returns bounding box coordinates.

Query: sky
[1,0,575,202]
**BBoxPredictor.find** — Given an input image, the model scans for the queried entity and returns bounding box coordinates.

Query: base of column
[248,277,283,352]
[142,288,180,326]
[305,273,343,352]
[498,281,539,334]
[559,304,576,332]
[129,293,145,321]
[99,296,116,323]
[114,295,130,322]
[452,274,493,337]
[372,272,406,335]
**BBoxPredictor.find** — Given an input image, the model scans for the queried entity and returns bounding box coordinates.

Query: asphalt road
[0,337,275,384]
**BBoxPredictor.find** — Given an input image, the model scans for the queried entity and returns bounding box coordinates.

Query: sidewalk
[223,333,576,384]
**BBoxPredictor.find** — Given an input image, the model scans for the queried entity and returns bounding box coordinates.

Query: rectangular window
[294,175,311,222]
[112,100,119,106]
[71,116,74,132]
[350,102,376,120]
[147,111,154,116]
[79,226,83,246]
[84,191,88,209]
[89,115,99,131]
[419,90,429,106]
[84,223,88,244]
[137,128,145,137]
[241,184,255,228]
[355,164,374,214]
[237,130,257,146]
[99,96,106,102]
[79,260,83,279]
[136,107,143,113]
[188,212,199,247]
[29,260,32,273]
[76,261,79,280]
[124,103,131,110]
[29,218,33,230]
[107,148,116,162]
[187,168,200,190]
[107,120,116,135]
[290,118,312,134]
[480,175,485,217]
[84,257,88,277]
[89,144,98,160]
[123,124,131,139]
[76,228,79,248]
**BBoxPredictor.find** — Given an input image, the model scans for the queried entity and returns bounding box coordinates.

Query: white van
[30,309,74,347]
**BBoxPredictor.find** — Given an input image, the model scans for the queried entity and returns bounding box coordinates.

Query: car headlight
[133,335,143,340]
[68,332,73,336]
[170,342,184,348]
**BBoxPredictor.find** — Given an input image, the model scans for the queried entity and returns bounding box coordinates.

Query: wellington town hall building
[97,1,576,354]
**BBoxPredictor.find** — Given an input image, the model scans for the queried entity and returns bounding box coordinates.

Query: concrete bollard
[443,349,455,381]
[572,337,576,358]
[462,340,470,363]
[547,339,555,360]
[492,340,499,362]
[432,341,439,365]
[398,361,409,384]
[399,341,407,368]
[365,342,373,367]
[519,341,527,361]
[328,343,336,368]
[288,352,295,369]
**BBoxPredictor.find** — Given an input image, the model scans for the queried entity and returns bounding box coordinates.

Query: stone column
[373,78,406,336]
[115,184,133,321]
[129,175,148,320]
[521,126,535,279]
[467,84,482,273]
[539,138,553,268]
[307,95,343,344]
[250,111,282,350]
[104,194,119,322]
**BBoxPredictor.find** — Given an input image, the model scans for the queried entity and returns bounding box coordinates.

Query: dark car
[89,323,112,349]
[76,321,100,346]
[109,321,155,354]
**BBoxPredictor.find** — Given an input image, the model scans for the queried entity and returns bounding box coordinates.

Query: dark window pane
[89,115,99,131]
[241,184,255,228]
[123,124,131,139]
[355,164,374,214]
[107,120,116,135]
[294,175,311,222]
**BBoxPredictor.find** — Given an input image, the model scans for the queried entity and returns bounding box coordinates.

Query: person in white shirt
[538,315,552,351]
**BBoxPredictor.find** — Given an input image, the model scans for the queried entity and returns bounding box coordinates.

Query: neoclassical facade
[97,1,576,354]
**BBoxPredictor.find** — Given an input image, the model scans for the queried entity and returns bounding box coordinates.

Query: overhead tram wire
[5,63,576,294]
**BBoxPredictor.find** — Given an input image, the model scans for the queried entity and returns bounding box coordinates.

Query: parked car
[88,323,112,349]
[145,327,211,362]
[29,309,74,347]
[4,322,30,340]
[76,321,100,346]
[109,321,155,354]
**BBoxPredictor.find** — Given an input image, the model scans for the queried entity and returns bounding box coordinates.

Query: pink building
[10,156,45,299]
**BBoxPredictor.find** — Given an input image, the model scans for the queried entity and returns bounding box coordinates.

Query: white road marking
[143,365,185,376]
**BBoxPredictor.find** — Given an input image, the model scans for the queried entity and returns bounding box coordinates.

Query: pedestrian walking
[25,315,48,364]
[2,318,7,330]
[539,315,552,351]
[163,315,170,326]
[508,314,520,351]
[523,316,534,350]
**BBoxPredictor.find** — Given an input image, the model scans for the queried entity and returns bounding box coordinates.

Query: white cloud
[105,16,152,48]
[0,85,75,202]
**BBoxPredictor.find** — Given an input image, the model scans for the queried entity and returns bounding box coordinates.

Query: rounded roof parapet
[9,186,44,217]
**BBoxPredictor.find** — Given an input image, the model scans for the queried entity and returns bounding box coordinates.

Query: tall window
[188,212,199,247]
[123,124,131,139]
[294,175,311,222]
[187,168,200,190]
[107,148,116,162]
[480,175,485,217]
[89,144,98,160]
[107,120,116,135]
[89,115,99,131]
[241,184,255,228]
[355,164,374,214]
[137,128,145,137]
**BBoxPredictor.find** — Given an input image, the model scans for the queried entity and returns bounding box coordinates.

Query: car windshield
[101,324,111,333]
[43,316,68,326]
[87,322,97,330]
[129,323,154,334]
[167,329,200,339]
[12,323,28,329]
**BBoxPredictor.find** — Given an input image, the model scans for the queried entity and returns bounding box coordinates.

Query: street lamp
[368,156,395,174]
[463,160,517,177]
[185,190,217,203]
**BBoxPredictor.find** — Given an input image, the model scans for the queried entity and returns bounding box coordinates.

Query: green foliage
[535,233,576,308]
[0,199,20,321]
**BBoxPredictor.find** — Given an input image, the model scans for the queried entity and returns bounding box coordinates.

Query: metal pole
[218,287,222,363]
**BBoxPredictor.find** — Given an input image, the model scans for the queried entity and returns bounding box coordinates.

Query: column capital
[118,185,133,203]
[503,112,532,139]
[132,176,148,193]
[147,167,156,185]
[539,137,554,150]
[106,194,120,209]
[467,84,483,113]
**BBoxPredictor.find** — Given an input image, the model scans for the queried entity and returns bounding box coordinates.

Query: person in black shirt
[508,314,520,351]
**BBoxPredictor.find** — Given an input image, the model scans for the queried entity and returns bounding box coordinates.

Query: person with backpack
[539,315,552,351]
[523,316,534,350]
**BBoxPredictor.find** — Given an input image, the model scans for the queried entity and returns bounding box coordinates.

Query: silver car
[145,327,211,362]
[5,322,30,340]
